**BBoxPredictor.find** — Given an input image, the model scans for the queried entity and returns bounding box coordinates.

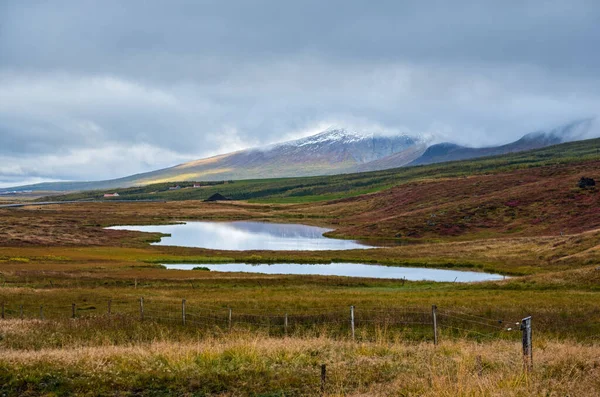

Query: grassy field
[0,320,598,396]
[1,150,599,395]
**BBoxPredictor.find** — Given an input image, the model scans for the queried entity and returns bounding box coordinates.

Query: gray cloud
[1,0,599,186]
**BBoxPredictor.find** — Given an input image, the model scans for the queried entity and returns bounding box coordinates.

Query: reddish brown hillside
[303,160,600,240]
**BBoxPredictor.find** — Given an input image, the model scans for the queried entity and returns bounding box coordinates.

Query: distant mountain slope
[6,128,428,191]
[4,119,597,192]
[410,119,595,166]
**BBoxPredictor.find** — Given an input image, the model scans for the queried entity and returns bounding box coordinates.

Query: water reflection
[107,221,372,251]
[164,263,505,282]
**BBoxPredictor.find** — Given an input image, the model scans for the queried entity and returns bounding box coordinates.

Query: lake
[163,263,504,282]
[107,221,372,251]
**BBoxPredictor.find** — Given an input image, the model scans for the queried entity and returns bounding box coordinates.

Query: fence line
[0,298,530,343]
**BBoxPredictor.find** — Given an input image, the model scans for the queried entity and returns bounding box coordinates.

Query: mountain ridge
[2,119,597,192]
[409,118,595,167]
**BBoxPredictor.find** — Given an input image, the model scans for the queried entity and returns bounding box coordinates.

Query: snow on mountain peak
[283,126,429,149]
[293,127,368,147]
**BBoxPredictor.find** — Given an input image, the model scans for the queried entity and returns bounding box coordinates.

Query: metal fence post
[182,299,186,325]
[228,308,232,331]
[432,305,438,345]
[521,316,532,371]
[350,305,355,341]
[140,297,144,321]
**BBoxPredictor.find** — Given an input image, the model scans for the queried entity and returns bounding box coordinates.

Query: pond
[107,221,372,251]
[163,263,505,282]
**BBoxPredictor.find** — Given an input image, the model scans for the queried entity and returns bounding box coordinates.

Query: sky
[1,0,599,187]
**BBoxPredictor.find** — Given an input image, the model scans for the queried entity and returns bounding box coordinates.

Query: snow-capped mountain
[152,127,429,182]
[6,119,597,192]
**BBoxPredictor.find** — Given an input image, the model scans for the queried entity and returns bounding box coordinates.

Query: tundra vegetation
[0,139,599,395]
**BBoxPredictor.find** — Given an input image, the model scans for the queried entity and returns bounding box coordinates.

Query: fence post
[182,299,186,325]
[71,303,76,319]
[228,308,232,331]
[39,305,44,320]
[108,299,112,315]
[135,278,137,289]
[1,302,4,319]
[521,316,533,371]
[284,313,288,336]
[432,305,438,345]
[350,305,355,341]
[320,364,327,395]
[20,305,23,320]
[140,297,144,321]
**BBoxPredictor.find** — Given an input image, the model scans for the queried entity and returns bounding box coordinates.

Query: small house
[168,185,181,190]
[103,193,120,198]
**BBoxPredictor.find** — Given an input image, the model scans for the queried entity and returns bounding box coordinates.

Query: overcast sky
[1,1,599,187]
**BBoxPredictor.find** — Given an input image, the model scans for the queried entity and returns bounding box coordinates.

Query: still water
[107,221,371,251]
[163,263,504,282]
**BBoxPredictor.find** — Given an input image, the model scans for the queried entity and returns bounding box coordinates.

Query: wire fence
[0,299,528,344]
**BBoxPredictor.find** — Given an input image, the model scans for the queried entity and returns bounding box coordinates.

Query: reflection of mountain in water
[107,221,370,251]
[229,221,330,239]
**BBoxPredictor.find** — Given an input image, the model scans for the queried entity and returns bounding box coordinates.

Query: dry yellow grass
[0,319,598,396]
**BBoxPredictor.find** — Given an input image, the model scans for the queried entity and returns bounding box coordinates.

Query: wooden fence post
[350,305,355,341]
[71,303,76,319]
[39,305,44,320]
[521,316,533,371]
[182,299,186,325]
[1,302,4,319]
[228,308,232,331]
[284,313,288,336]
[108,299,112,315]
[320,364,327,395]
[475,355,483,377]
[20,304,23,320]
[432,305,438,345]
[140,297,144,321]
